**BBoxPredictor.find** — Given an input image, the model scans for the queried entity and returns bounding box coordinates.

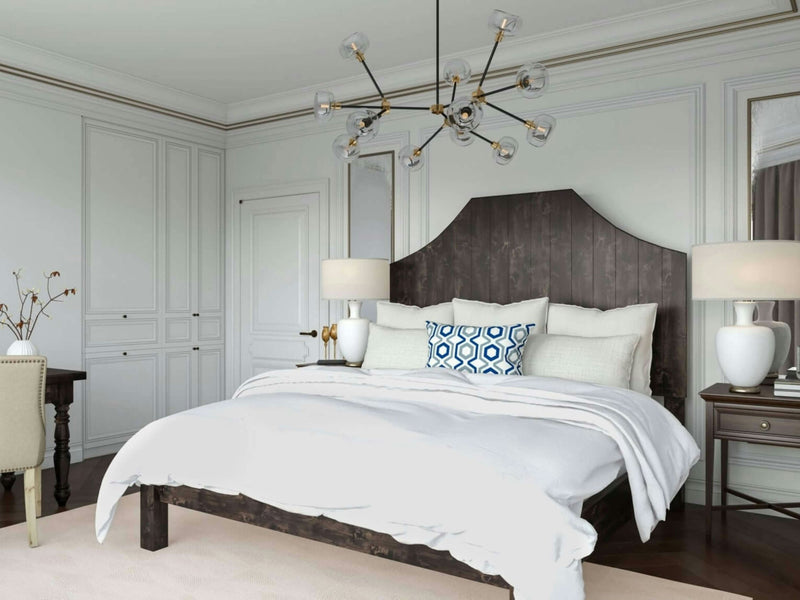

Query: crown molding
[0,0,796,131]
[0,36,227,124]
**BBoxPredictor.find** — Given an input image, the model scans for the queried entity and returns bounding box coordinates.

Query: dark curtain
[752,159,800,369]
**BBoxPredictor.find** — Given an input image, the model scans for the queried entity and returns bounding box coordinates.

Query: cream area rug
[0,494,750,600]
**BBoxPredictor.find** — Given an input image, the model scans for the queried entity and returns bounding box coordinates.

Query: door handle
[299,330,318,338]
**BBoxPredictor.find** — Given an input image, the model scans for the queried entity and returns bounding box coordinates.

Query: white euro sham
[453,297,549,333]
[547,303,657,395]
[376,301,453,329]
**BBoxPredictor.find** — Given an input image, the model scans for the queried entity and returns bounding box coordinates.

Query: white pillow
[522,334,639,389]
[377,301,453,329]
[452,297,549,333]
[546,303,657,395]
[362,323,428,369]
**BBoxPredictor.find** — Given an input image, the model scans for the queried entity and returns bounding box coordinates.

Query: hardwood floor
[2,456,799,599]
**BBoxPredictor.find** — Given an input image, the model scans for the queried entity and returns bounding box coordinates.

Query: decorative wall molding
[0,2,797,132]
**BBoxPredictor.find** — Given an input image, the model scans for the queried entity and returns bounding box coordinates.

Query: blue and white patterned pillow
[425,321,533,375]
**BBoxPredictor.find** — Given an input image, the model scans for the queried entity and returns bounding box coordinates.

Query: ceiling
[0,0,785,107]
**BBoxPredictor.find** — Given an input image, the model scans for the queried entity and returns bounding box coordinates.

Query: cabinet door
[85,123,159,314]
[197,346,224,406]
[165,141,192,314]
[84,350,159,451]
[165,349,193,415]
[196,148,223,314]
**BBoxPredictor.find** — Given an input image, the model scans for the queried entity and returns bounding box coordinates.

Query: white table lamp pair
[693,241,800,393]
[321,258,389,365]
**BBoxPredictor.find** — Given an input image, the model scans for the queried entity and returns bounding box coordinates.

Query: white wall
[0,97,83,465]
[226,21,800,506]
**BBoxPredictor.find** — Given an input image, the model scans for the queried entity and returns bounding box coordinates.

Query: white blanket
[95,367,699,600]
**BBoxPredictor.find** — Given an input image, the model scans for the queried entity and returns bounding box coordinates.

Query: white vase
[754,300,792,377]
[716,301,774,393]
[7,340,39,356]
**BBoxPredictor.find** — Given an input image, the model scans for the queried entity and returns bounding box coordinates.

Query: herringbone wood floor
[2,456,798,599]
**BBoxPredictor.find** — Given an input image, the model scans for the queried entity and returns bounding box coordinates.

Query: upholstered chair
[0,356,47,547]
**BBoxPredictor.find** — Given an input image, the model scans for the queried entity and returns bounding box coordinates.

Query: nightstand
[700,383,800,539]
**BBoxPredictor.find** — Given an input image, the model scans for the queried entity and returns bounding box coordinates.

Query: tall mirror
[750,92,800,369]
[348,151,395,321]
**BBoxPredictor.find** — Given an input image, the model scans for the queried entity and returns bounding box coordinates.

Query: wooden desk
[0,367,86,506]
[700,383,800,540]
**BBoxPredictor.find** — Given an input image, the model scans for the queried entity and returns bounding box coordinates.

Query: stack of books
[773,377,800,398]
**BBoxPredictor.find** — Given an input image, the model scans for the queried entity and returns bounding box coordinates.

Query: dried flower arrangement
[0,269,76,341]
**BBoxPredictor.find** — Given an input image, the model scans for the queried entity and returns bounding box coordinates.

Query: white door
[238,193,323,383]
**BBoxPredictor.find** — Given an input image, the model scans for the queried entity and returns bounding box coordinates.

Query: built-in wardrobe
[82,119,224,458]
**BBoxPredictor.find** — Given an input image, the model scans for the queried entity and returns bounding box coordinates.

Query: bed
[95,189,696,600]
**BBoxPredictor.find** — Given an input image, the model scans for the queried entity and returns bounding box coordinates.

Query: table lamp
[692,241,800,393]
[321,258,390,366]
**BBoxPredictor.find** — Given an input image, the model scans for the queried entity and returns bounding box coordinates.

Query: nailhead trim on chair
[0,356,47,472]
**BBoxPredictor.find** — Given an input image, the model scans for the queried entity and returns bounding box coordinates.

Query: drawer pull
[760,420,771,431]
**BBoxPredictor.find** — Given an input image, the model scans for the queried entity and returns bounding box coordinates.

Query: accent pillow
[546,303,657,395]
[377,301,454,329]
[425,321,532,375]
[521,334,640,389]
[453,297,549,334]
[362,323,428,370]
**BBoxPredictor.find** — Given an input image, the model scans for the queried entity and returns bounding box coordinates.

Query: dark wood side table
[0,367,86,506]
[700,383,800,540]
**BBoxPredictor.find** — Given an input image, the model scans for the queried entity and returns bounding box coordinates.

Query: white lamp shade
[321,258,390,300]
[692,241,800,301]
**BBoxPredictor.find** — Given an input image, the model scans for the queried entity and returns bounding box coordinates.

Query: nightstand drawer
[716,407,800,440]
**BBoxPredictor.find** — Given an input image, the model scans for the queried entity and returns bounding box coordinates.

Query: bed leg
[140,485,168,551]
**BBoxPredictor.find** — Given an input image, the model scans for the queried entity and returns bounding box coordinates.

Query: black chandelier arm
[484,100,528,126]
[479,82,519,99]
[359,57,386,99]
[478,38,501,88]
[338,104,430,111]
[451,81,457,103]
[470,129,495,147]
[419,122,447,152]
[436,0,440,105]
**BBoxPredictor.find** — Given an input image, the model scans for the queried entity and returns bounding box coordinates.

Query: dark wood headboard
[389,189,688,422]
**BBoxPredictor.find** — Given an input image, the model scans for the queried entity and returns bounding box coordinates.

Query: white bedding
[95,367,699,600]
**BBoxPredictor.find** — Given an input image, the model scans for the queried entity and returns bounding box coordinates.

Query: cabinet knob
[192,313,200,317]
[760,420,771,431]
[193,346,200,351]
[122,314,127,319]
[122,351,128,356]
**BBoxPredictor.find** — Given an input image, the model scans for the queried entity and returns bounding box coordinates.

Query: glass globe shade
[526,114,556,147]
[313,91,336,122]
[332,134,360,162]
[346,110,380,141]
[449,127,475,147]
[493,136,518,165]
[488,10,521,36]
[442,59,472,86]
[339,32,370,59]
[398,144,425,171]
[445,97,483,132]
[516,63,549,99]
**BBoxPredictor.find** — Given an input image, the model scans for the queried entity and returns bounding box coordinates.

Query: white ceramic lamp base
[716,301,775,393]
[337,300,369,366]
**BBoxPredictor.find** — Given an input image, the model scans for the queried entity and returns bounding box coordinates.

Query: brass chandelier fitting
[313,1,556,170]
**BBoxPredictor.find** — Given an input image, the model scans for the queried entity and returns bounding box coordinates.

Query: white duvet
[95,367,699,600]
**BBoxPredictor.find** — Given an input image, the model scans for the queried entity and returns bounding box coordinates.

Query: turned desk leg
[720,439,728,523]
[52,383,73,507]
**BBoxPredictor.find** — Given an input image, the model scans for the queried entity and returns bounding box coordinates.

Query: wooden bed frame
[141,189,688,599]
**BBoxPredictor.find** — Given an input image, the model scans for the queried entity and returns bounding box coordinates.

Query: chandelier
[313,2,556,170]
